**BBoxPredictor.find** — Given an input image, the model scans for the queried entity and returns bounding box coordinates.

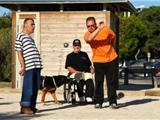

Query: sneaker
[94,104,102,109]
[20,107,33,115]
[79,96,85,102]
[86,97,93,102]
[110,103,119,109]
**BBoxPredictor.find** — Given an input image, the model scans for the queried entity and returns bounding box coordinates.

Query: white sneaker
[79,96,85,102]
[86,97,93,102]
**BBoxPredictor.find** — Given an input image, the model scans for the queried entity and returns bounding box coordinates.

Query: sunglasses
[87,24,95,28]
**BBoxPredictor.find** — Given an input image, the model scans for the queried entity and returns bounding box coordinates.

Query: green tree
[138,6,160,59]
[0,15,11,82]
[0,15,11,29]
[119,14,147,61]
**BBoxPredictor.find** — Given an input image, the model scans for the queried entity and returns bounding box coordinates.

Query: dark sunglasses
[87,24,95,28]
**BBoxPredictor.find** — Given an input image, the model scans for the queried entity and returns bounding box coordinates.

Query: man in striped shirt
[15,18,42,115]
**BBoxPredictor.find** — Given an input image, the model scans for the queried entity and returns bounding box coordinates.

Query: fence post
[124,67,129,85]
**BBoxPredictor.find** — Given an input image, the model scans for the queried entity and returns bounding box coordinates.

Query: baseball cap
[73,39,81,46]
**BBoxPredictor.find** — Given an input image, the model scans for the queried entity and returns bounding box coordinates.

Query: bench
[123,67,158,88]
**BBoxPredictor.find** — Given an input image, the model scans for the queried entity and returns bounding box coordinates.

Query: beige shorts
[70,72,93,81]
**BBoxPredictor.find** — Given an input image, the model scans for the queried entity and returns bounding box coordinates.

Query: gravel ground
[0,92,160,120]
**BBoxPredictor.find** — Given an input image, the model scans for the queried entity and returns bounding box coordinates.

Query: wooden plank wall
[40,11,110,76]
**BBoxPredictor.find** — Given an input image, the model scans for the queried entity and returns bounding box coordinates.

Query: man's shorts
[69,72,93,81]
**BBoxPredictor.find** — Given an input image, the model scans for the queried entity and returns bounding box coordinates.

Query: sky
[0,0,160,15]
[130,0,160,8]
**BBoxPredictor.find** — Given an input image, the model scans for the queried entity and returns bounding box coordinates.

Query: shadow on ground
[0,102,13,105]
[40,100,93,113]
[118,98,159,108]
[103,97,159,108]
[0,112,51,120]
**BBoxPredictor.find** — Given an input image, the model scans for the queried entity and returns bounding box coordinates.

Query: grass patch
[0,82,11,88]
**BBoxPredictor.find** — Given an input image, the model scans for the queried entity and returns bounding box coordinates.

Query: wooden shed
[0,0,136,88]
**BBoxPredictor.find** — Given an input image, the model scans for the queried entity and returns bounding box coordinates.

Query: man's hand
[90,66,94,74]
[98,21,105,29]
[17,51,25,76]
[19,67,25,76]
[90,69,94,74]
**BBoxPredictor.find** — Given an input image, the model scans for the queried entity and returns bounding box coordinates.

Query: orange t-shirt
[84,27,118,63]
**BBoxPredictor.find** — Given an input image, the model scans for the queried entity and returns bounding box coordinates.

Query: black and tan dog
[40,75,70,105]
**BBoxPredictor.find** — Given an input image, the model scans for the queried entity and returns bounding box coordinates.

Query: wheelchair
[63,78,78,104]
[63,72,86,104]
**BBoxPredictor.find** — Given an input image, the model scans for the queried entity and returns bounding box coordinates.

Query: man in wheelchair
[65,39,94,103]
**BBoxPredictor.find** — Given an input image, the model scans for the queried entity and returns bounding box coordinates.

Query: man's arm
[17,51,25,76]
[67,67,78,74]
[84,52,94,74]
[112,30,116,48]
[84,21,105,43]
[84,27,100,43]
[90,66,94,74]
[65,54,78,74]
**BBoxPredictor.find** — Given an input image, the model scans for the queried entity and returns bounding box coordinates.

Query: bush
[0,17,11,82]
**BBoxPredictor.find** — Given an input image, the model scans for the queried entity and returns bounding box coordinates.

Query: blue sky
[130,0,160,8]
[0,6,10,16]
[0,0,160,15]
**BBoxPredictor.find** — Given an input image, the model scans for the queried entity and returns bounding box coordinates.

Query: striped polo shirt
[15,33,42,70]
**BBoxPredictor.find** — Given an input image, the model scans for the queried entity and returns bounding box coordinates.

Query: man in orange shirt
[84,17,119,109]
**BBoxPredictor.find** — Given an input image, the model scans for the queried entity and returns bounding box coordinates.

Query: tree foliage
[138,7,160,59]
[119,6,160,61]
[0,15,11,82]
[119,14,147,61]
[0,15,11,29]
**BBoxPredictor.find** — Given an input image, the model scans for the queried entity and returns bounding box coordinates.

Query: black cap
[73,39,81,46]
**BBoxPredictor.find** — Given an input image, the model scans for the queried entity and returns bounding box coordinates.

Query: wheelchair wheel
[63,82,72,103]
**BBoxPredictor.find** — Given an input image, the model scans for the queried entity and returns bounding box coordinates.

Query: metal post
[124,67,129,85]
